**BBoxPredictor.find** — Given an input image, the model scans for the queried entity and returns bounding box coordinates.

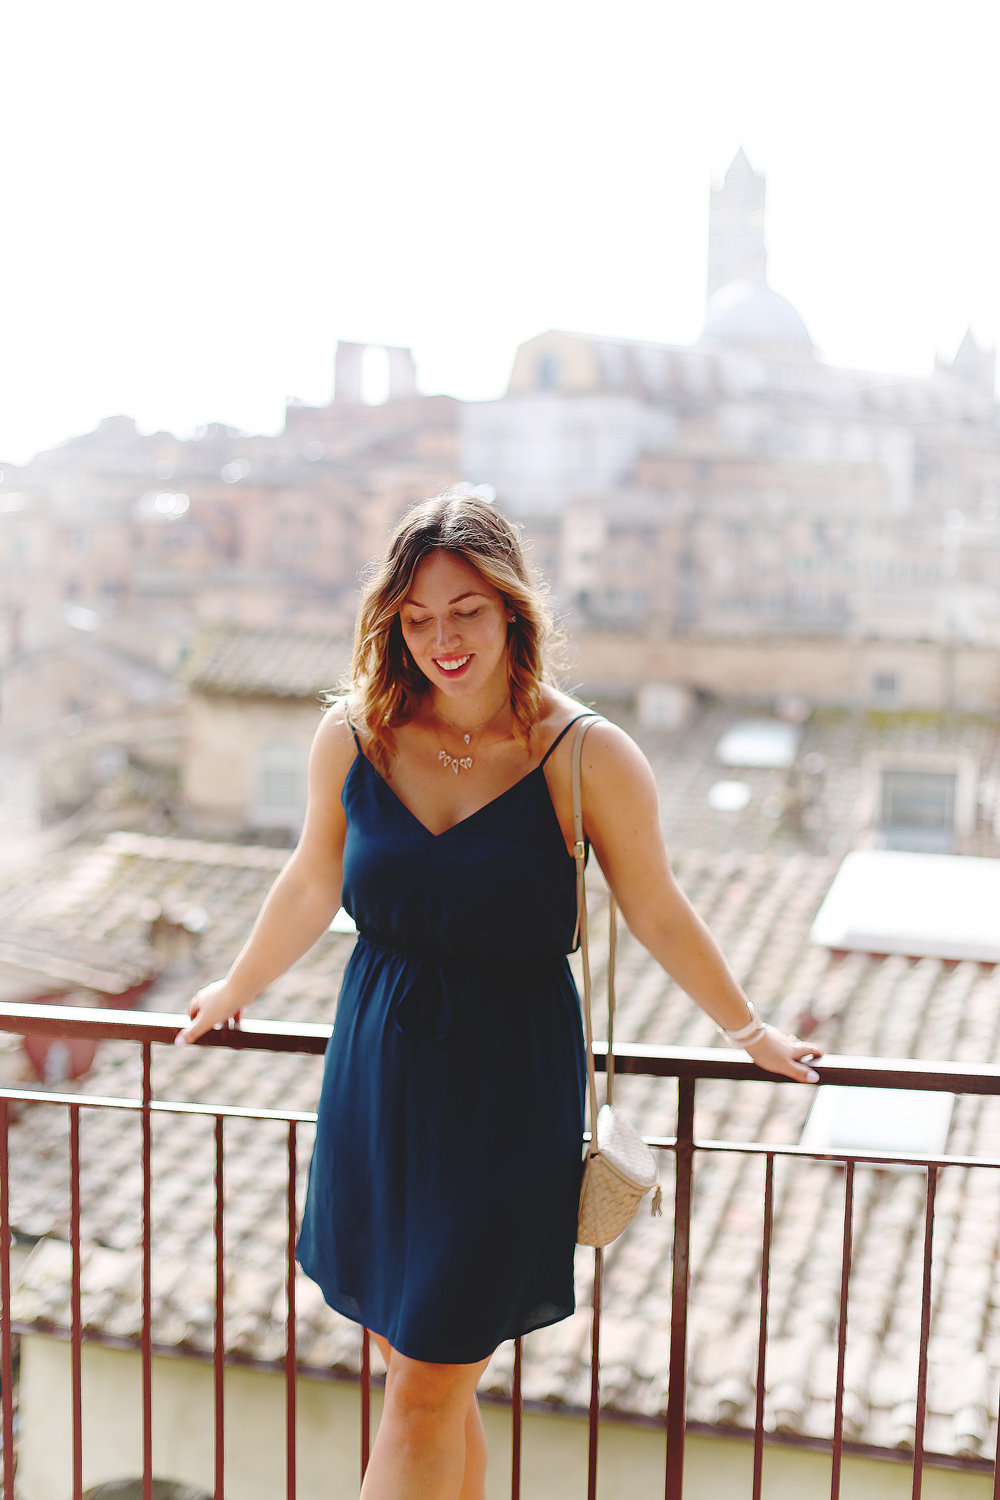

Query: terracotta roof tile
[180,624,352,700]
[6,703,1000,1461]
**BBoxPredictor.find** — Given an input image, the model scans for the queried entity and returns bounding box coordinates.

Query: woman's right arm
[176,704,357,1045]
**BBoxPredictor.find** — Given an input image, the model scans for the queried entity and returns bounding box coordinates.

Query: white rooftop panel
[800,1086,954,1158]
[810,849,1000,962]
[707,780,752,812]
[715,719,801,769]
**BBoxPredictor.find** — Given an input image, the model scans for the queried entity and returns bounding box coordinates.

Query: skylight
[810,849,1000,962]
[800,1086,954,1159]
[715,719,802,769]
[707,780,751,811]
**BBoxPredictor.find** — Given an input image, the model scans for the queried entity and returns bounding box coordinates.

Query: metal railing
[0,1000,999,1500]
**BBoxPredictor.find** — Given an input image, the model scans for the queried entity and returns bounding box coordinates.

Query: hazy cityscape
[2,19,1000,1493]
[2,150,999,853]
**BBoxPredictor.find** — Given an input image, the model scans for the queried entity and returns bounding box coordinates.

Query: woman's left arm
[581,721,820,1085]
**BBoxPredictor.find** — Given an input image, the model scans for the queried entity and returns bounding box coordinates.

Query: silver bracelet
[717,1004,767,1048]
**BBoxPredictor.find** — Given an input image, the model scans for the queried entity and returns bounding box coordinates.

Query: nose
[434,616,459,650]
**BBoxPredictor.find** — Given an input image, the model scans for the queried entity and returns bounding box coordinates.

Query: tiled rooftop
[7,816,1000,1461]
[606,698,1000,861]
[180,624,353,700]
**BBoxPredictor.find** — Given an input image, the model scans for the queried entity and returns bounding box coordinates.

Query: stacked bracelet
[717,1003,767,1049]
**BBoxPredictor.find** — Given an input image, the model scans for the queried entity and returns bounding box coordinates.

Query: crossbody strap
[571,715,619,1151]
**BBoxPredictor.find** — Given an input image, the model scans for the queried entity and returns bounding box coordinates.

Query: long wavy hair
[345,493,556,775]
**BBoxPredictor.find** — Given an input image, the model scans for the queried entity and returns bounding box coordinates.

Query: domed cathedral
[459,151,1000,676]
[702,149,814,362]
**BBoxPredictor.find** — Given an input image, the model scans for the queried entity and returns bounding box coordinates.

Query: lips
[434,654,472,674]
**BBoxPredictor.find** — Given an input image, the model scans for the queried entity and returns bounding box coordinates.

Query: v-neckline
[350,747,569,846]
[353,749,551,840]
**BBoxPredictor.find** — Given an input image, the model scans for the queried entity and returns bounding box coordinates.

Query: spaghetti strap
[539,711,598,768]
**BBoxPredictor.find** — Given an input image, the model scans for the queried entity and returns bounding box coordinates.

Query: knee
[385,1361,469,1438]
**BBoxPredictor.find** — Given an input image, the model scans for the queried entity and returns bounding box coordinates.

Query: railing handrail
[1,1000,999,1093]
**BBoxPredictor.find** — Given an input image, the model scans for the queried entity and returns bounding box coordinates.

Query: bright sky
[2,0,998,466]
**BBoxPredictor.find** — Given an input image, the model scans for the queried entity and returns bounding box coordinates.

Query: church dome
[702,280,812,346]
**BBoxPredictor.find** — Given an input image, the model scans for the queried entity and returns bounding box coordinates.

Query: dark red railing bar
[0,1103,13,1500]
[693,1137,1000,1172]
[213,1115,224,1500]
[12,1075,1000,1172]
[5,1005,1000,1095]
[665,1077,695,1500]
[0,1084,317,1126]
[70,1104,83,1500]
[752,1153,775,1500]
[141,1042,153,1500]
[831,1159,855,1500]
[286,1121,297,1500]
[361,1328,371,1482]
[511,1337,523,1500]
[1,1001,998,1498]
[587,1248,603,1500]
[911,1167,938,1500]
[10,1073,1000,1173]
[0,1003,332,1054]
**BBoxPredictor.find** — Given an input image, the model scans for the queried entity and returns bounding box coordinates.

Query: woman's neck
[427,682,512,738]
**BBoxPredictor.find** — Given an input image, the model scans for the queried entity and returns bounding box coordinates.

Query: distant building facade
[0,359,459,671]
[179,624,351,839]
[460,151,1000,657]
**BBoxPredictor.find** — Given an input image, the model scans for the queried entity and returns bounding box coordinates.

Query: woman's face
[399,550,511,702]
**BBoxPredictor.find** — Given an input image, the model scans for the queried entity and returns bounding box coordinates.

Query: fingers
[177,980,240,1046]
[175,994,217,1047]
[747,1028,820,1084]
[174,1012,208,1047]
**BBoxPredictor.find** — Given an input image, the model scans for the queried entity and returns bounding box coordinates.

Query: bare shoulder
[578,721,658,823]
[540,688,651,780]
[537,686,598,741]
[309,697,360,787]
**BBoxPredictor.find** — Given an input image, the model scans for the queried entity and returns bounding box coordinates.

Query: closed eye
[455,608,482,619]
[404,616,432,629]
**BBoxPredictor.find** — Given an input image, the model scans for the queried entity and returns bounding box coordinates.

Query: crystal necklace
[433,701,508,775]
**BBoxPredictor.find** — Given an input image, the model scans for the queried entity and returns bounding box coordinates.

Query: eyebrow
[403,591,488,608]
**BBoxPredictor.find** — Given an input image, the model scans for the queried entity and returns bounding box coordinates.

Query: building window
[537,354,560,389]
[880,769,957,852]
[872,672,897,701]
[254,743,307,830]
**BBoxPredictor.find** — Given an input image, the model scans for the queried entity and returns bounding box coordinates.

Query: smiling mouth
[435,655,471,673]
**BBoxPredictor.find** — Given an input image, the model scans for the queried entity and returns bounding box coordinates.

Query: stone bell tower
[707,148,767,303]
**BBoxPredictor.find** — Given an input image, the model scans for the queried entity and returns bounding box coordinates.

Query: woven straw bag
[571,717,662,1248]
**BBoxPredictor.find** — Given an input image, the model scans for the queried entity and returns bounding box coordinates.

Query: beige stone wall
[182,694,322,828]
[573,633,1000,712]
[507,332,602,394]
[18,1336,989,1500]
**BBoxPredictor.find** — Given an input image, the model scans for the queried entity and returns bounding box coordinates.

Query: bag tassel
[651,1184,663,1218]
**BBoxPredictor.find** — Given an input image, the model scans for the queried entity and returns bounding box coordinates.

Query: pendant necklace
[433,702,507,775]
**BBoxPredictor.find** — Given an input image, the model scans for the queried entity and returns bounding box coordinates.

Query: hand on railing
[743,1026,821,1085]
[174,979,247,1046]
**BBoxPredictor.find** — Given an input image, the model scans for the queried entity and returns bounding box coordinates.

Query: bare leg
[363,1331,490,1500]
[459,1395,488,1500]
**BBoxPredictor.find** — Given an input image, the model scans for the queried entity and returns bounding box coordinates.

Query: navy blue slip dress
[296,716,589,1365]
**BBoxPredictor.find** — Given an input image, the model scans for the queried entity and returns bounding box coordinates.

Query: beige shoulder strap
[571,715,619,1153]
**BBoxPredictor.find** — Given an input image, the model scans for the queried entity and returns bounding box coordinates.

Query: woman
[177,492,821,1500]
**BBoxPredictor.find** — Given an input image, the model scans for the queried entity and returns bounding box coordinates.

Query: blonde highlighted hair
[344,493,556,775]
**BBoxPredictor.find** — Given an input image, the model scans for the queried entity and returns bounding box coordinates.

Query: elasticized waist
[352,933,570,1042]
